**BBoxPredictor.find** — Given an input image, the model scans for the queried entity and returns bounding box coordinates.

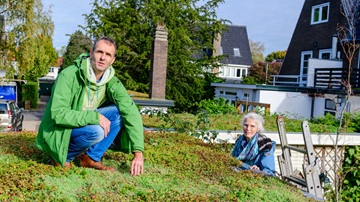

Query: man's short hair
[92,36,117,55]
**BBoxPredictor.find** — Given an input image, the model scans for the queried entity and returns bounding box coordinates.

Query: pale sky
[43,0,304,56]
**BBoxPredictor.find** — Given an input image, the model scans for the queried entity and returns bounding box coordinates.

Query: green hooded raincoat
[36,54,144,166]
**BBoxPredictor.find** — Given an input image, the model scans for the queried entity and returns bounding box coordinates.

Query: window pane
[325,99,336,110]
[242,69,247,76]
[234,48,241,57]
[321,6,328,21]
[230,68,235,77]
[303,61,308,67]
[225,68,230,76]
[236,69,241,77]
[321,53,330,59]
[0,104,6,114]
[313,8,320,22]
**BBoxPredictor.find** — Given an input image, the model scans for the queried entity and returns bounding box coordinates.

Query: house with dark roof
[278,0,345,87]
[211,1,360,119]
[213,25,253,83]
[276,0,360,90]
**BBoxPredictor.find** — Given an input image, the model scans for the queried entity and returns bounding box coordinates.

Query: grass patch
[0,131,311,201]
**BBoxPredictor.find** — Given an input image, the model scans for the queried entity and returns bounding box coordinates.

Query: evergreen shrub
[22,81,38,108]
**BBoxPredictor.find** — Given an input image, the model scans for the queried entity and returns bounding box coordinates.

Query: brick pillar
[212,33,222,75]
[150,24,168,100]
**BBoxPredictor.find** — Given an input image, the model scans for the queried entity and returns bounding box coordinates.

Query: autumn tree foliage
[242,61,281,85]
[249,40,265,63]
[0,0,57,81]
[265,50,286,62]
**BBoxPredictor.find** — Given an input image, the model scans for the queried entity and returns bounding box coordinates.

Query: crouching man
[36,36,144,175]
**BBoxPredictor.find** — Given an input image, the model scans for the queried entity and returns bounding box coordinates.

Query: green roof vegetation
[0,131,310,201]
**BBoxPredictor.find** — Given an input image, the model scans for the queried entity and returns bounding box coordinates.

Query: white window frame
[311,3,330,25]
[300,51,313,85]
[218,65,248,78]
[234,48,241,57]
[319,49,332,59]
[324,99,336,116]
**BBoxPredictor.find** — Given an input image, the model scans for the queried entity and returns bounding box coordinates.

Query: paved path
[22,95,48,131]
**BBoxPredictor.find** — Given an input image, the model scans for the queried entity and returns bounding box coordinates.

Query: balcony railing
[270,68,360,89]
[269,75,303,86]
[314,68,360,89]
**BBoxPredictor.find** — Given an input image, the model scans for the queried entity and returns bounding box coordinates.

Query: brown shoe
[49,157,72,168]
[79,154,116,172]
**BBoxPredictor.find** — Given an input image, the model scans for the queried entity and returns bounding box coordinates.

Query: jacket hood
[74,53,115,86]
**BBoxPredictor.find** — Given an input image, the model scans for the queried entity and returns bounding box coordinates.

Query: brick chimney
[149,24,168,100]
[212,33,222,75]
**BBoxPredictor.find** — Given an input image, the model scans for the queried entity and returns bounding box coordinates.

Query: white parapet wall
[215,131,360,182]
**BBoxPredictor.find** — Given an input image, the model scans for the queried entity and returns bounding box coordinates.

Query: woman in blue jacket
[231,112,276,176]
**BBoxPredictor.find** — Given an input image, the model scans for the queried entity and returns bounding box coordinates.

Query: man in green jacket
[36,36,144,175]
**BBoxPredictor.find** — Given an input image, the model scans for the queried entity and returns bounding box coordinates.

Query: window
[311,3,330,24]
[0,104,6,114]
[242,69,247,77]
[230,68,235,77]
[234,48,241,57]
[300,51,313,85]
[219,66,248,78]
[325,99,336,110]
[225,91,237,95]
[224,67,230,77]
[324,99,336,116]
[236,69,241,77]
[319,49,332,59]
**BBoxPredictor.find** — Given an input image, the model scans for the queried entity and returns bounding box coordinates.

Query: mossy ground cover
[0,131,312,201]
[142,113,352,133]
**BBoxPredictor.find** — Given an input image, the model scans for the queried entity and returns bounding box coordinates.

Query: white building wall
[258,90,312,118]
[348,96,360,113]
[213,83,360,119]
[44,67,59,79]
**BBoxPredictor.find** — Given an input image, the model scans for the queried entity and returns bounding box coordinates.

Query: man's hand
[250,165,260,171]
[131,152,144,176]
[99,114,110,137]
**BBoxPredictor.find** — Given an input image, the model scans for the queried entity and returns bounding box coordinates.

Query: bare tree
[332,0,360,200]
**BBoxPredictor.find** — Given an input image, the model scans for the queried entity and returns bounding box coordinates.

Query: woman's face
[243,118,259,141]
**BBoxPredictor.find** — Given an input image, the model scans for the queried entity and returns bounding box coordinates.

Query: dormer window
[234,48,241,57]
[311,3,329,25]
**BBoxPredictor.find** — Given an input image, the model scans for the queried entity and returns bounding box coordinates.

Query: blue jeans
[66,104,122,162]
